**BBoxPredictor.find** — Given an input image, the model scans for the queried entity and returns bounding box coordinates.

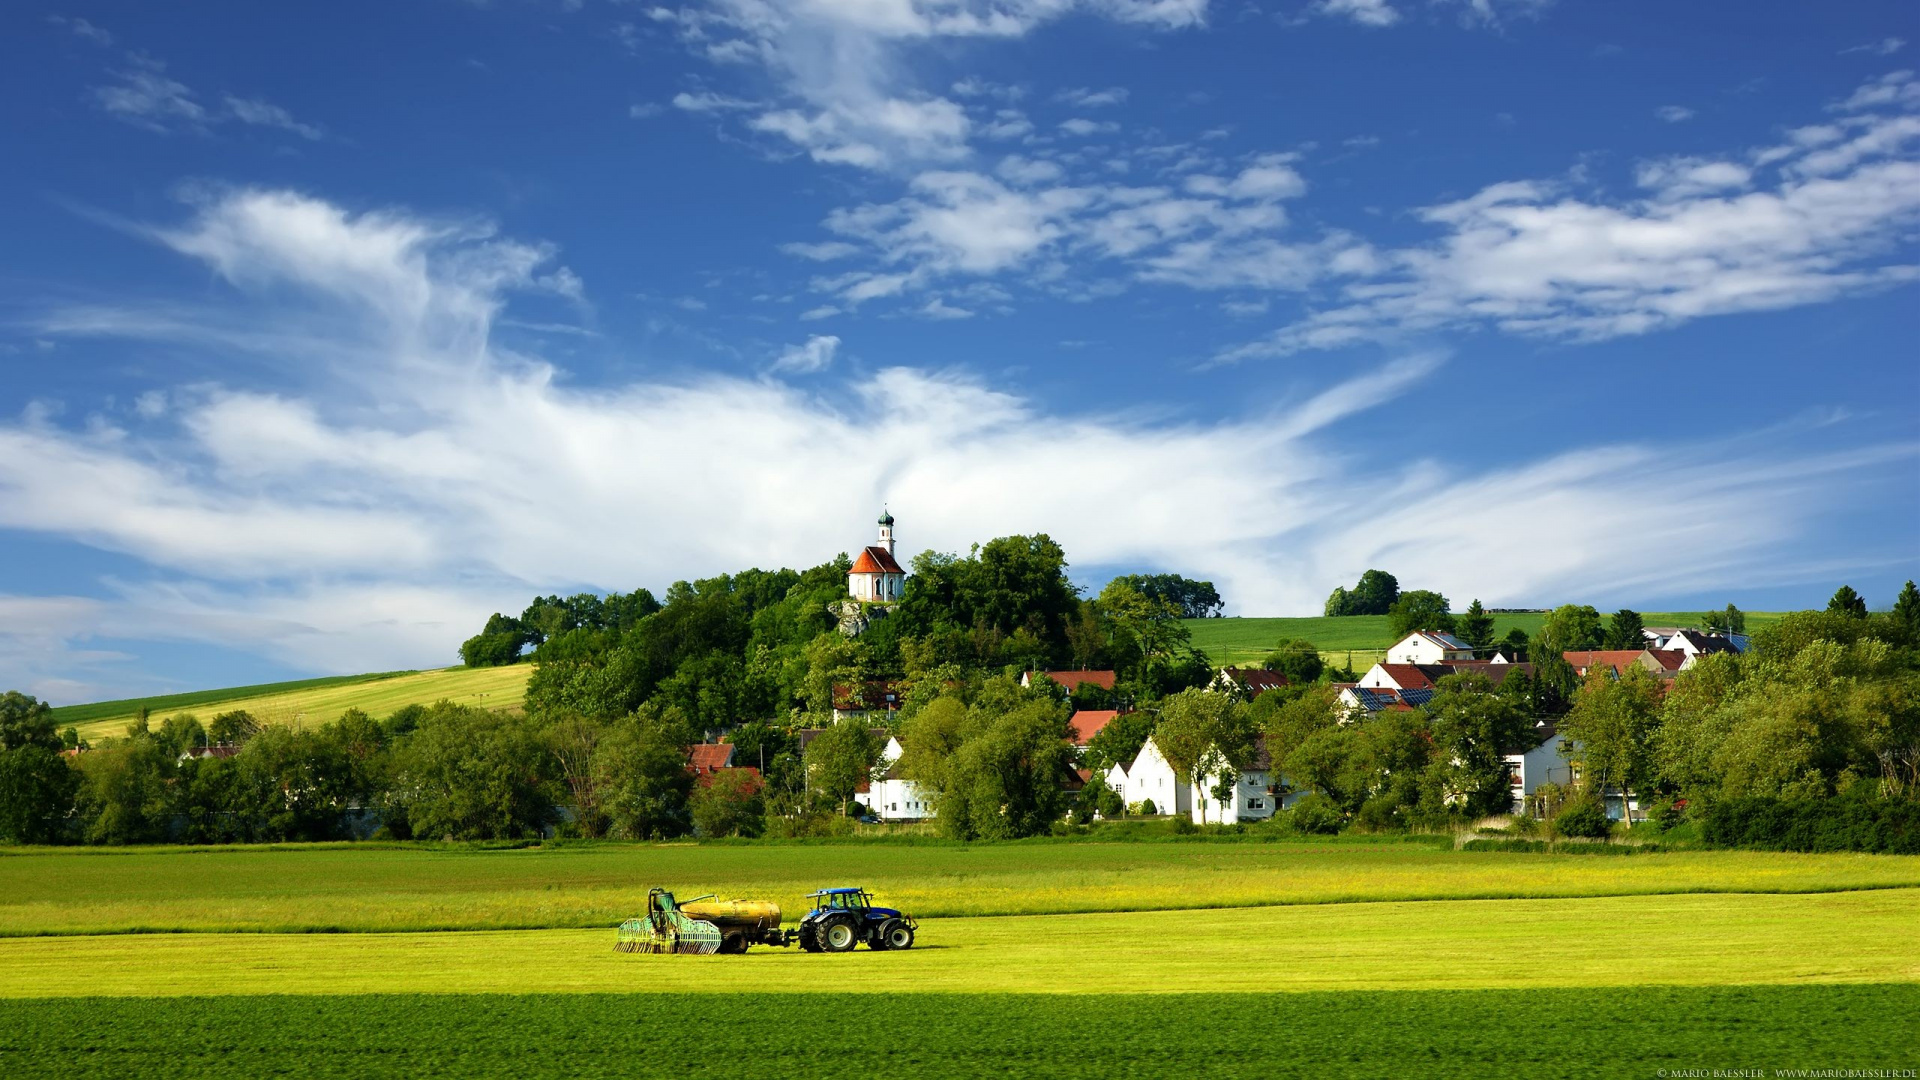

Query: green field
[4,838,1913,1075]
[1184,612,1783,666]
[64,664,534,742]
[5,841,1916,936]
[7,987,1912,1080]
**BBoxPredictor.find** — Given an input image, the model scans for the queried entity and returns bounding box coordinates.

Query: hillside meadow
[7,986,1911,1080]
[1182,612,1785,666]
[64,665,533,742]
[3,840,1917,936]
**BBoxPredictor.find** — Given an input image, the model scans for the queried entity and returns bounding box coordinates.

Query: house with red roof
[1563,649,1687,679]
[1210,667,1290,698]
[686,742,735,776]
[1020,669,1117,693]
[1067,709,1121,747]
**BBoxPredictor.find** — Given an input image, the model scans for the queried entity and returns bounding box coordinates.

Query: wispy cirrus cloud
[6,185,1911,700]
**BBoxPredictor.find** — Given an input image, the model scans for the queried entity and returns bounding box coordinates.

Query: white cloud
[1056,86,1129,108]
[1841,38,1906,57]
[1320,0,1399,27]
[649,1,1206,170]
[781,240,864,261]
[672,90,758,112]
[1655,105,1695,123]
[1224,72,1920,359]
[223,95,324,139]
[917,297,974,319]
[7,186,1911,695]
[772,333,841,372]
[48,15,114,46]
[1059,117,1121,136]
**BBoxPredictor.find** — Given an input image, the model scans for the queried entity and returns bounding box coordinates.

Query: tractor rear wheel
[882,922,915,950]
[819,914,859,953]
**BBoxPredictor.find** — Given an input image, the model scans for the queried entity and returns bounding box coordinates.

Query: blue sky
[2,0,1916,703]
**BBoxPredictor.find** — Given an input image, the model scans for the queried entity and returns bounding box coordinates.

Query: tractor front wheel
[797,922,822,953]
[882,921,915,950]
[819,915,859,953]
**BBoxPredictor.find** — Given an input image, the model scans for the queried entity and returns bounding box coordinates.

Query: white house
[864,736,935,822]
[1645,628,1743,660]
[1188,737,1283,824]
[1386,630,1476,664]
[847,511,906,603]
[1120,737,1190,817]
[1502,723,1571,815]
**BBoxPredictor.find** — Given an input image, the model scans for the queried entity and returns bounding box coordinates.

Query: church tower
[848,509,906,603]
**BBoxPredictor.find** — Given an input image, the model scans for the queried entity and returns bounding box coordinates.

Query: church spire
[877,507,895,554]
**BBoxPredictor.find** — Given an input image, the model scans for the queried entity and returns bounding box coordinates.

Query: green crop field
[7,987,1913,1080]
[63,664,534,742]
[1185,612,1785,666]
[4,841,1916,936]
[3,840,1913,1076]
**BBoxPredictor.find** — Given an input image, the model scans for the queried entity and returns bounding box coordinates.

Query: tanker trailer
[616,888,798,955]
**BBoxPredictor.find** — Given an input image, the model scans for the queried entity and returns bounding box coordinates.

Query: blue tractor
[796,887,917,953]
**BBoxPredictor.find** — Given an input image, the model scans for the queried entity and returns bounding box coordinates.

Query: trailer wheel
[718,933,747,954]
[819,914,859,953]
[883,922,915,951]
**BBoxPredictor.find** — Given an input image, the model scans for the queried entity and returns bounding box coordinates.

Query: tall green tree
[804,718,880,816]
[1261,639,1325,685]
[596,706,696,839]
[1458,600,1496,654]
[0,692,77,845]
[1536,604,1606,654]
[1421,673,1532,819]
[392,703,557,840]
[1326,570,1399,616]
[1704,604,1746,635]
[1828,585,1868,618]
[1893,581,1920,635]
[1560,666,1664,818]
[1386,590,1454,639]
[1605,609,1646,651]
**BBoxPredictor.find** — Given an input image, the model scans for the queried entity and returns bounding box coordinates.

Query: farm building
[1502,723,1570,814]
[1188,736,1283,824]
[1020,669,1117,694]
[1119,737,1190,817]
[1068,709,1120,747]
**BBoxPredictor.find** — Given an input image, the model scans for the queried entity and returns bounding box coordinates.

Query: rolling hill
[56,665,534,742]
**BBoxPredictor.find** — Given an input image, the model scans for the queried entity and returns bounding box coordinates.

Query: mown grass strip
[2,986,1913,1079]
[3,891,1915,996]
[4,842,1916,937]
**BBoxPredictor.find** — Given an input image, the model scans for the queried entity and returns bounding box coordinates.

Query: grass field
[3,839,1914,1076]
[7,986,1913,1079]
[1184,612,1786,666]
[4,889,1916,996]
[65,664,534,742]
[5,841,1916,936]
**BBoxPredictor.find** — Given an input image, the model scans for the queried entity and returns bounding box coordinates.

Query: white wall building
[847,511,907,603]
[1120,737,1190,817]
[864,736,935,822]
[1503,724,1572,815]
[1190,743,1281,825]
[1386,631,1476,664]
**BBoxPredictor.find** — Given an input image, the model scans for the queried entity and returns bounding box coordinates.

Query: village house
[1188,736,1284,824]
[1119,737,1190,817]
[1563,649,1687,679]
[865,737,934,822]
[1386,630,1477,664]
[1068,709,1119,748]
[1209,667,1290,698]
[1502,722,1570,814]
[831,682,903,723]
[1334,683,1433,714]
[1021,669,1118,694]
[1646,628,1743,659]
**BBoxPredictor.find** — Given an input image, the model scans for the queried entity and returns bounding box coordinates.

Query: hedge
[1700,793,1920,854]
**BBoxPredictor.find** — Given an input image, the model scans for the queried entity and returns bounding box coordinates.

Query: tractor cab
[809,887,875,913]
[797,887,918,953]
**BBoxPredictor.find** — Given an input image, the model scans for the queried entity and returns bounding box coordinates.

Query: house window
[1249,800,1265,810]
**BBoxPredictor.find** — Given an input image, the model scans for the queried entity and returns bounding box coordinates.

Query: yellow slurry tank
[679,900,783,933]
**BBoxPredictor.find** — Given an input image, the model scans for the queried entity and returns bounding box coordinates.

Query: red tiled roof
[849,546,904,575]
[1375,664,1438,690]
[696,765,763,792]
[1564,650,1677,677]
[1029,670,1117,692]
[686,743,734,773]
[1646,649,1687,671]
[1068,709,1121,745]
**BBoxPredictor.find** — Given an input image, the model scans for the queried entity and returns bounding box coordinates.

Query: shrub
[1168,814,1197,835]
[1137,799,1158,817]
[1701,792,1920,854]
[1288,793,1344,835]
[1354,794,1406,832]
[1554,797,1611,840]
